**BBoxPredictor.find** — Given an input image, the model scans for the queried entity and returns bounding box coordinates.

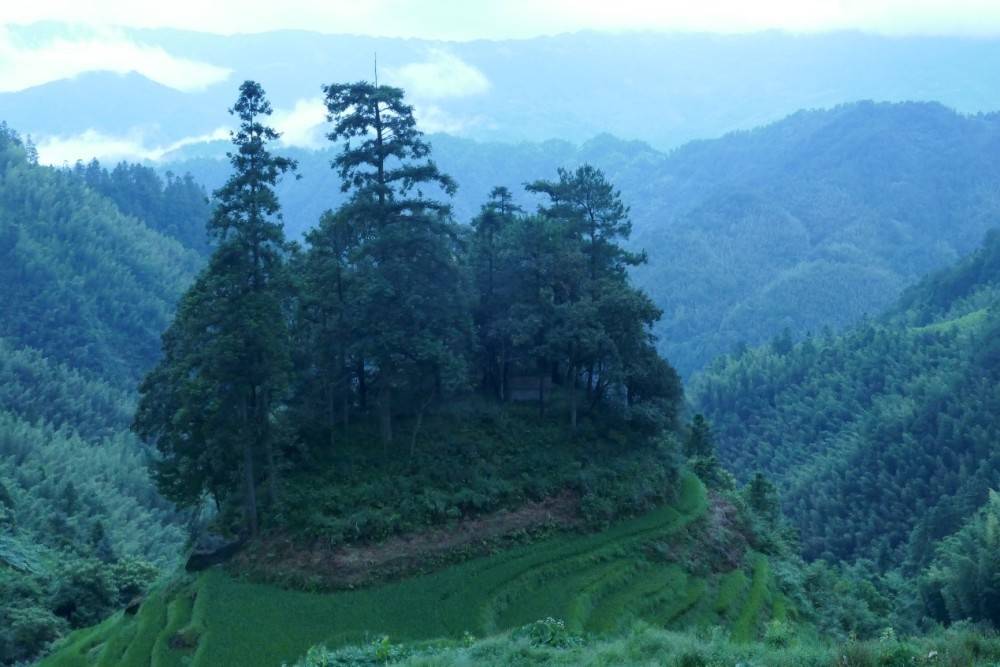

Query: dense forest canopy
[695,229,1000,577]
[68,160,212,255]
[0,124,207,662]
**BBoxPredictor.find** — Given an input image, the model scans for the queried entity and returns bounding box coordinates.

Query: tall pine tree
[322,81,470,448]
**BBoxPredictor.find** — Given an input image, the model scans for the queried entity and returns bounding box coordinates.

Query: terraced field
[42,473,786,667]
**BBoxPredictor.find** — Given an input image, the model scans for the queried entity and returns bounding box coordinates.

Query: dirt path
[236,492,581,588]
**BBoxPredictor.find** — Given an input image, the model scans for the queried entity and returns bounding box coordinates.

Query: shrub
[49,559,116,628]
[512,617,577,648]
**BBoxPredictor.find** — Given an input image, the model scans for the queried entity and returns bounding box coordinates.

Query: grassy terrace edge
[38,473,795,667]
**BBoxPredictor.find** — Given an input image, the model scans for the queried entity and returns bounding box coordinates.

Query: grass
[42,473,797,667]
[732,554,770,642]
[293,621,1000,666]
[911,307,989,334]
[711,568,748,618]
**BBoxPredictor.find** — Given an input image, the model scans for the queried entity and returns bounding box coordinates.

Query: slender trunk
[357,357,367,410]
[327,381,336,449]
[339,349,349,427]
[379,384,393,449]
[409,395,433,459]
[498,349,507,403]
[538,371,545,418]
[570,366,578,430]
[256,386,277,508]
[242,439,258,538]
[374,98,386,210]
[265,438,278,508]
[586,364,594,399]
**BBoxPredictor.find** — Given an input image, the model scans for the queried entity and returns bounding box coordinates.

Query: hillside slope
[0,127,203,663]
[693,229,1000,568]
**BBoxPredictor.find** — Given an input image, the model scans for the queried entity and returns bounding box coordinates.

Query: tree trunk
[379,385,393,449]
[256,386,277,509]
[265,438,278,508]
[538,372,546,418]
[340,350,350,427]
[570,366,578,430]
[327,381,336,449]
[242,440,258,538]
[409,394,433,459]
[357,357,367,410]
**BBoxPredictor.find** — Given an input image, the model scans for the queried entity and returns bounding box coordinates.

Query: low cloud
[272,97,328,149]
[0,26,231,93]
[385,50,490,100]
[411,104,486,135]
[35,127,231,165]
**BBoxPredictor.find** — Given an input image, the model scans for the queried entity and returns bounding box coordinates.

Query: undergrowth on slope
[293,620,1000,667]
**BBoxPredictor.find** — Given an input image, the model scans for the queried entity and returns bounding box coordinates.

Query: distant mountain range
[163,101,1000,375]
[6,25,1000,152]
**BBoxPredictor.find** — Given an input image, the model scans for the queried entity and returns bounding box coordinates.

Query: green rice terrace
[41,474,790,667]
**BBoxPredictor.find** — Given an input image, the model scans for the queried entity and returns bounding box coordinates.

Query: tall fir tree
[470,187,522,399]
[134,81,296,537]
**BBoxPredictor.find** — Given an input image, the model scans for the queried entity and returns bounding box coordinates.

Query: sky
[6,0,1000,40]
[6,0,1000,164]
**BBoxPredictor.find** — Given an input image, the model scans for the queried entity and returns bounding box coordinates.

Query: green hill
[693,229,1000,569]
[0,126,204,664]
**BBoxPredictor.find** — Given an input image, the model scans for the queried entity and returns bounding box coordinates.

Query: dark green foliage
[0,124,194,664]
[462,166,678,431]
[0,569,65,665]
[694,231,1000,568]
[680,415,731,491]
[318,80,470,446]
[70,160,212,254]
[0,125,201,390]
[512,617,578,648]
[746,474,780,523]
[923,491,1000,627]
[49,560,117,628]
[684,415,714,458]
[134,81,297,536]
[275,402,683,547]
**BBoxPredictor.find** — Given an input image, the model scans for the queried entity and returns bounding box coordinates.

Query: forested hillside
[0,126,205,663]
[10,78,1000,666]
[168,101,1000,374]
[68,160,212,255]
[694,229,1000,575]
[39,76,992,667]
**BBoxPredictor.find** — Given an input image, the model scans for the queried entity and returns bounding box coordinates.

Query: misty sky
[6,0,1000,165]
[6,0,1000,40]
